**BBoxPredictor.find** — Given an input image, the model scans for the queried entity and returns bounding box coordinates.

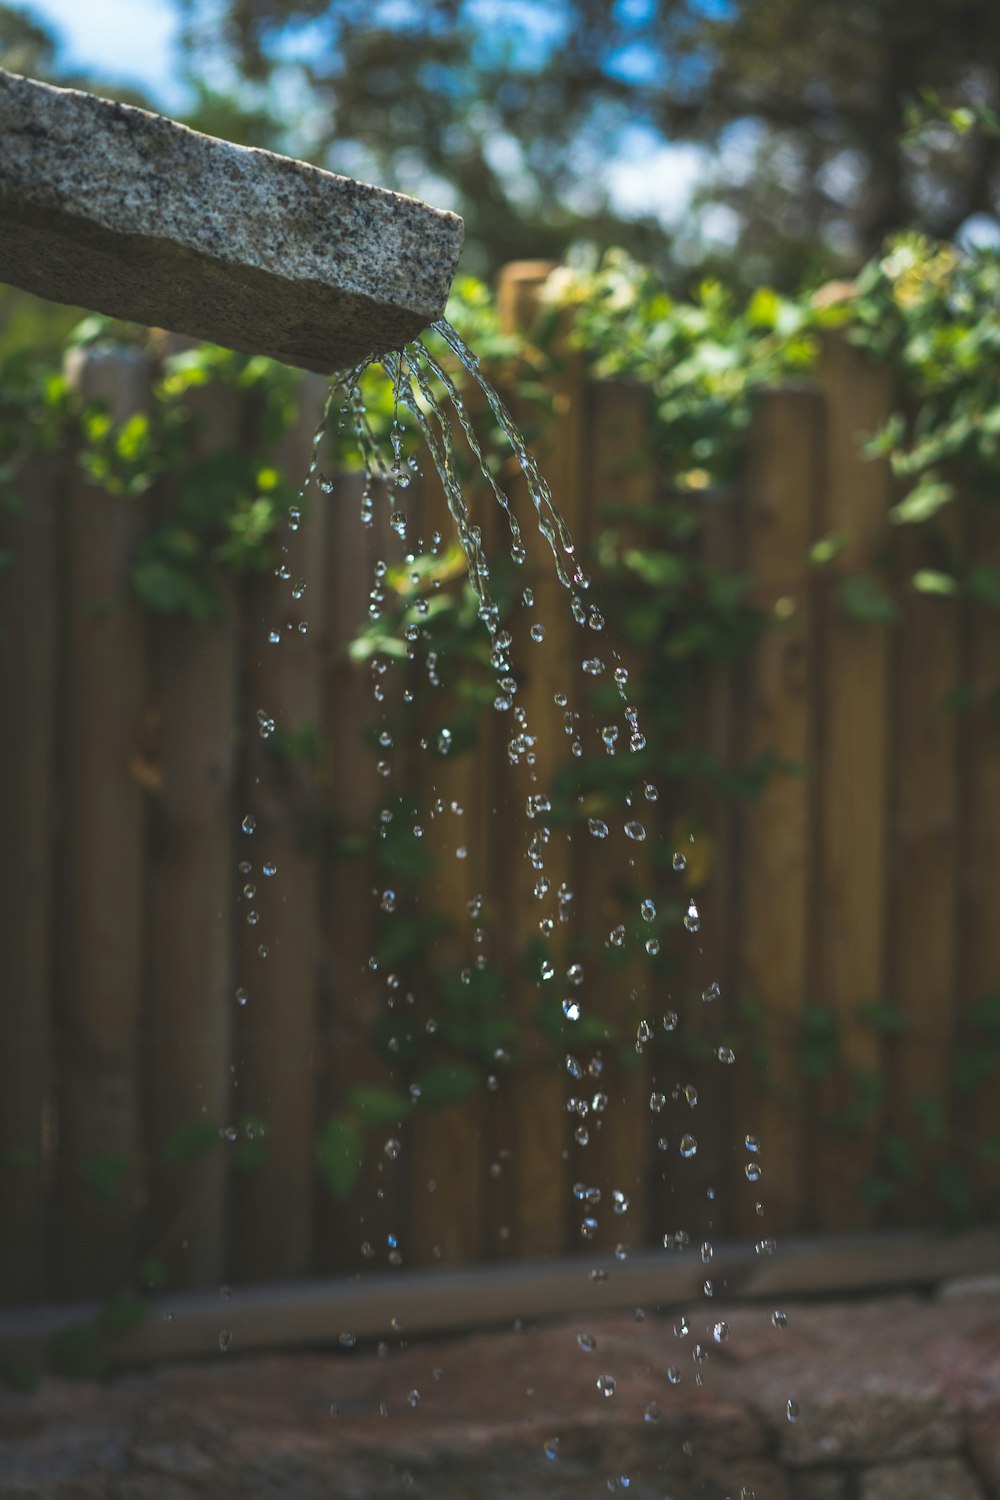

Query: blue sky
[27,0,187,109]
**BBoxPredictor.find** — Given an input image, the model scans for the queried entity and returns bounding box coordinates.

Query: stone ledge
[2,1290,999,1498]
[0,68,464,372]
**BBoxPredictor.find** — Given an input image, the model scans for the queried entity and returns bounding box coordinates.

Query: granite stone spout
[0,68,464,373]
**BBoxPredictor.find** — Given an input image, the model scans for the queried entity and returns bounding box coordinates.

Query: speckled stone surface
[2,1291,999,1497]
[0,69,464,372]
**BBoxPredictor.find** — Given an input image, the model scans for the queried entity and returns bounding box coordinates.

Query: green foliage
[315,1115,366,1200]
[162,1120,220,1164]
[6,230,1000,1245]
[79,1151,131,1204]
[173,0,1000,283]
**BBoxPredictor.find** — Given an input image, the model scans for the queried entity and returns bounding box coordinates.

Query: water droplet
[218,1328,231,1352]
[680,1134,698,1158]
[262,861,277,877]
[596,1374,616,1398]
[624,821,646,842]
[407,1389,420,1407]
[339,1331,356,1349]
[612,1190,629,1215]
[530,623,545,643]
[713,1321,729,1343]
[288,506,301,531]
[438,727,453,755]
[563,999,581,1021]
[786,1398,799,1422]
[246,910,259,926]
[745,1161,762,1182]
[644,1402,663,1425]
[640,898,656,922]
[390,511,407,537]
[577,1332,596,1352]
[649,1091,665,1113]
[683,901,701,933]
[381,890,397,913]
[588,818,609,839]
[667,1366,681,1385]
[543,1436,560,1461]
[745,1133,760,1152]
[644,783,659,801]
[384,1138,401,1160]
[235,987,248,1007]
[717,1045,736,1064]
[772,1310,788,1329]
[672,851,686,871]
[588,606,605,630]
[241,815,256,835]
[702,980,721,1003]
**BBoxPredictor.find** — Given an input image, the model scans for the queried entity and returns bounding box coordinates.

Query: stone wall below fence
[2,1282,999,1498]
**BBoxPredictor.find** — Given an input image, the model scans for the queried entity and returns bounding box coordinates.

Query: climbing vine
[3,232,1000,1242]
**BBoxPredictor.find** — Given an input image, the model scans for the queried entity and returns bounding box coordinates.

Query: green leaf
[890,476,955,525]
[809,532,851,567]
[911,569,957,596]
[315,1116,364,1200]
[348,1085,412,1124]
[968,566,1000,608]
[162,1120,219,1164]
[414,1060,480,1108]
[837,573,899,624]
[80,1151,131,1203]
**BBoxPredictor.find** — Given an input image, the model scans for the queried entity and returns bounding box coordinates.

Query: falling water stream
[242,317,786,1498]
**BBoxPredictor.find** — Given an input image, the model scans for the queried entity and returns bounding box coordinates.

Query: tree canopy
[171,0,1000,283]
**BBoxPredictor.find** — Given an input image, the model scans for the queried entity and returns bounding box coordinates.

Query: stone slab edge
[0,68,464,372]
[1,1228,998,1371]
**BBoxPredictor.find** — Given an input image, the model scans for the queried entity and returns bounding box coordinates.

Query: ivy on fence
[2,230,1000,1270]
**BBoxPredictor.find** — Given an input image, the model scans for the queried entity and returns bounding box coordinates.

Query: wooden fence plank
[494,261,578,1259]
[56,348,150,1297]
[887,521,961,1224]
[963,502,1000,1216]
[0,453,59,1303]
[231,375,330,1281]
[813,336,894,1231]
[145,380,240,1290]
[574,378,654,1257]
[693,486,742,1246]
[406,464,491,1267]
[735,388,822,1236]
[320,472,405,1273]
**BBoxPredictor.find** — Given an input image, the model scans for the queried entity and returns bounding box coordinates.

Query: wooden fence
[1,262,999,1310]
